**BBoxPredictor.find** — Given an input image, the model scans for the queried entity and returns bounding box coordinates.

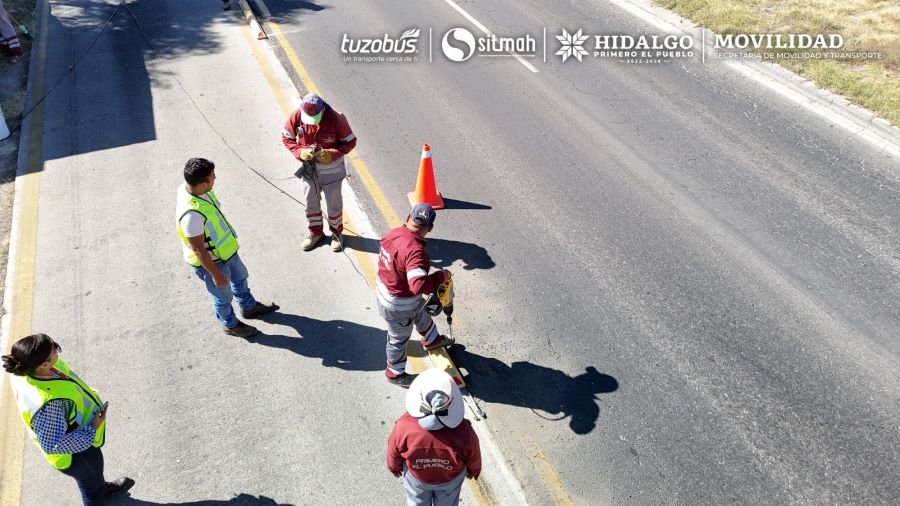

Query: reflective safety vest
[9,358,106,470]
[176,187,239,267]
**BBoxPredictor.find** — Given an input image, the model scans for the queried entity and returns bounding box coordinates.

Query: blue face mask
[416,391,452,430]
[418,415,446,431]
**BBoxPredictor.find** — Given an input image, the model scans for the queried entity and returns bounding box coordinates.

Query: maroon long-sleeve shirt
[378,225,446,297]
[387,412,482,484]
[281,106,357,161]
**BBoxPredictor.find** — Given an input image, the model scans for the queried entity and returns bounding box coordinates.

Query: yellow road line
[0,176,39,506]
[266,20,319,97]
[242,26,292,113]
[0,0,50,502]
[255,16,495,501]
[347,151,402,228]
[525,433,575,505]
[469,470,501,505]
[253,17,582,505]
[242,26,378,288]
[267,20,402,229]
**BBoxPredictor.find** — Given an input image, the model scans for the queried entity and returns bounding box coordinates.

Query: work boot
[330,234,343,252]
[386,372,417,388]
[240,301,279,319]
[104,477,135,498]
[223,321,258,339]
[301,233,325,252]
[423,334,455,351]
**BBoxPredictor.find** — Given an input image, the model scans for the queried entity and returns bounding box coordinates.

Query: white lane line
[440,0,539,73]
[723,59,900,162]
[605,0,679,33]
[604,0,900,163]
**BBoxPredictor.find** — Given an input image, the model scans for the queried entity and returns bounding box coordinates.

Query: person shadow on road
[243,312,385,372]
[114,493,292,505]
[339,236,496,271]
[449,345,618,434]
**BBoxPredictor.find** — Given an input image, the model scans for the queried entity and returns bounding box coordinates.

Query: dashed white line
[440,0,539,73]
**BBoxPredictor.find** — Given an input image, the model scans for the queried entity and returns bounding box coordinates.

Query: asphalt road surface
[261,0,900,503]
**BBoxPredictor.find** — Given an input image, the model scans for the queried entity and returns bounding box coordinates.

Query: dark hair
[184,158,215,186]
[1,334,61,376]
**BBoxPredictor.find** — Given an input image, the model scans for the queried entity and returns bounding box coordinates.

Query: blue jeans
[192,253,258,328]
[58,446,106,506]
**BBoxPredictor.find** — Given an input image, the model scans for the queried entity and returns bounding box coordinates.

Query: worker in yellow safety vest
[176,157,278,338]
[2,334,134,504]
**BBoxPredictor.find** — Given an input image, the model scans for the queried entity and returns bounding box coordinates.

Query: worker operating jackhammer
[376,203,455,388]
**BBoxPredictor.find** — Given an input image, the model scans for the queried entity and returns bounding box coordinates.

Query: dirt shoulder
[656,0,899,126]
[0,0,36,315]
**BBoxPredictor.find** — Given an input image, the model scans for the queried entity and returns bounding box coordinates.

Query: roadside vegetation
[0,0,36,310]
[656,0,900,126]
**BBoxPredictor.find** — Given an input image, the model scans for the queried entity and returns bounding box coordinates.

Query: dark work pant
[58,445,106,506]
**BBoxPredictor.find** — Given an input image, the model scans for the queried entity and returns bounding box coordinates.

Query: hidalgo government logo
[556,29,589,62]
[555,28,695,63]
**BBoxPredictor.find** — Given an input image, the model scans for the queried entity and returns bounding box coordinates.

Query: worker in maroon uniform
[387,368,481,506]
[282,93,357,252]
[376,203,453,387]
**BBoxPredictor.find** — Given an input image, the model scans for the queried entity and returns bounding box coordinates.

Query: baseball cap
[299,93,326,125]
[410,203,437,228]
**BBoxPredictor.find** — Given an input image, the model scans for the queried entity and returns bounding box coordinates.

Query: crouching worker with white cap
[387,369,482,506]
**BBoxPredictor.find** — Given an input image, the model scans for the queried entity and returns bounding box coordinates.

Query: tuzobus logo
[341,29,420,55]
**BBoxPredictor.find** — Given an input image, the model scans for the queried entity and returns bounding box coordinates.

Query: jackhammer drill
[424,277,454,341]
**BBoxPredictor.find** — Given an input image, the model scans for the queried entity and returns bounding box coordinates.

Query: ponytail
[1,334,60,376]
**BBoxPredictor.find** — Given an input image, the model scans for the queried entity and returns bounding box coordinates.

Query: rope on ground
[17,0,372,285]
[14,2,123,134]
[121,2,371,285]
[121,3,371,285]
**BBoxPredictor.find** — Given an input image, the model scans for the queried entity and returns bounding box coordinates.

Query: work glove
[299,148,315,161]
[315,149,333,163]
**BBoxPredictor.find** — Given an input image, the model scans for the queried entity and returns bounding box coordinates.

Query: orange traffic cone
[407,144,445,209]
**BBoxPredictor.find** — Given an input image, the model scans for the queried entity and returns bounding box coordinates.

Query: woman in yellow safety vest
[2,334,133,505]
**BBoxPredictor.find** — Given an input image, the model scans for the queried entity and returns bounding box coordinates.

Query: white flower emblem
[555,29,589,62]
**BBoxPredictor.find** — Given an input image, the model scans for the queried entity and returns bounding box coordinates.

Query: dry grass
[1,89,25,129]
[5,0,34,32]
[657,0,900,125]
[0,0,34,310]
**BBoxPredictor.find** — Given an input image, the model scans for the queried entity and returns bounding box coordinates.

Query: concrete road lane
[260,0,900,503]
[5,0,489,504]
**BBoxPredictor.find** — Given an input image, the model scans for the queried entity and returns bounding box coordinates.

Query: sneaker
[330,234,343,252]
[423,334,455,351]
[387,372,417,388]
[301,233,326,251]
[104,477,135,498]
[240,301,279,319]
[223,321,258,338]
